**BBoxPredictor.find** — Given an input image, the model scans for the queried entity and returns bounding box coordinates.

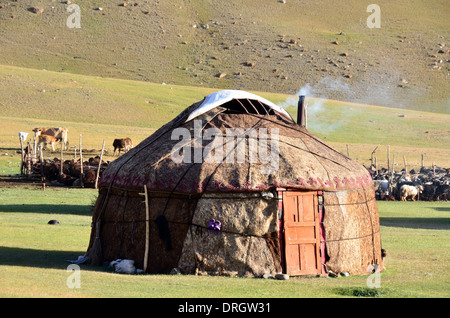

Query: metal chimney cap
[297,95,307,128]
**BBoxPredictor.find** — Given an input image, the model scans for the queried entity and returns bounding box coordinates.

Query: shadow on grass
[334,287,383,297]
[432,207,450,212]
[380,217,450,230]
[0,246,108,272]
[0,204,92,216]
[0,147,20,152]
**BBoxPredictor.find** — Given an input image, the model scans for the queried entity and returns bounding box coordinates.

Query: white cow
[18,132,29,141]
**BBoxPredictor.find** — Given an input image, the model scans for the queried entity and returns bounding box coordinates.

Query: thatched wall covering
[178,193,281,277]
[87,189,200,272]
[322,188,383,275]
[88,190,282,276]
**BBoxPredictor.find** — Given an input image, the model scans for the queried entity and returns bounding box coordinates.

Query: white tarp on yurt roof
[185,90,293,123]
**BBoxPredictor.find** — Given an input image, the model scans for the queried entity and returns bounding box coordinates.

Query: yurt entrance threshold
[277,189,326,276]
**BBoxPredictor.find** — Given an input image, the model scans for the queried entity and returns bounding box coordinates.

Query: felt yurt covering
[85,90,383,277]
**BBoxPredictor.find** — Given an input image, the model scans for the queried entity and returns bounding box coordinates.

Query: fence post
[403,155,407,173]
[79,134,84,188]
[26,141,32,176]
[95,139,105,189]
[33,137,37,164]
[387,145,390,173]
[19,135,25,175]
[60,140,64,176]
[39,145,45,182]
[392,152,395,174]
[370,146,378,168]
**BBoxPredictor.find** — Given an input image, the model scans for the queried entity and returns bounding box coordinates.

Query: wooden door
[282,191,321,276]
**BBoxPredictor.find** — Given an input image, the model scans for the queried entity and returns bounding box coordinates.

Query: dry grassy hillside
[0,0,448,113]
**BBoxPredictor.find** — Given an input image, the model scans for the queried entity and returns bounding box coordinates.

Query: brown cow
[113,138,133,156]
[38,134,58,151]
[33,127,69,150]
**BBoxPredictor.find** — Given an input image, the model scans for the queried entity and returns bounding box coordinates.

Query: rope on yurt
[323,195,376,206]
[99,217,279,239]
[278,139,353,171]
[232,110,356,178]
[362,187,377,264]
[244,112,354,161]
[184,220,280,239]
[320,229,380,243]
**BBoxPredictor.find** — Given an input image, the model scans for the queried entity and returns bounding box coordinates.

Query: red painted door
[282,191,321,276]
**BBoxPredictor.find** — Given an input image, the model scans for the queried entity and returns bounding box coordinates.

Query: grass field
[0,185,448,298]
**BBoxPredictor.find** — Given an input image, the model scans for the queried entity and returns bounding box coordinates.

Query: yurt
[85,90,384,277]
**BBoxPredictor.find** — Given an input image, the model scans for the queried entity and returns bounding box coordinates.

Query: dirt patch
[0,176,43,188]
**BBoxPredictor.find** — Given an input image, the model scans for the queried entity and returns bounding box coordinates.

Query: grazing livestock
[373,179,389,198]
[400,184,424,201]
[435,183,450,201]
[38,134,58,151]
[421,182,438,201]
[33,127,69,150]
[371,166,449,201]
[113,138,133,156]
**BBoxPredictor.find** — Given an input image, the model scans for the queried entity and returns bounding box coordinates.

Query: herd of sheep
[371,167,449,201]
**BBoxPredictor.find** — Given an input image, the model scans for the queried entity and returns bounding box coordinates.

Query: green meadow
[0,186,448,298]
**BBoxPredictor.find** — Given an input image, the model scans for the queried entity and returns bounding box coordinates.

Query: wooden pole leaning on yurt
[139,185,150,272]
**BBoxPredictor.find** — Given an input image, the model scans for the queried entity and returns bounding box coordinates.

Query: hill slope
[0,0,448,113]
